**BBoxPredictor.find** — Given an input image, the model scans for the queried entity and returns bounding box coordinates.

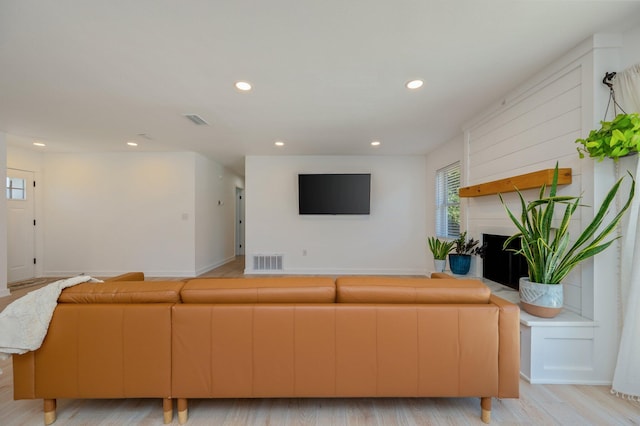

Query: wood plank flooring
[1,257,639,425]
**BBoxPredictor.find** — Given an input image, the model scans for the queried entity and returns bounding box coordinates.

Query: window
[6,177,26,200]
[435,162,460,238]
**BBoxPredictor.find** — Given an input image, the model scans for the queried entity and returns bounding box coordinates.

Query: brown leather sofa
[12,274,519,425]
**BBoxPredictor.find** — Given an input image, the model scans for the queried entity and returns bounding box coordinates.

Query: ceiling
[1,1,639,176]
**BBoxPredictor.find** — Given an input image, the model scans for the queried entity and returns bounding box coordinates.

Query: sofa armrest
[14,304,174,400]
[58,281,183,303]
[489,294,520,398]
[13,351,36,399]
[106,272,145,282]
[430,272,454,279]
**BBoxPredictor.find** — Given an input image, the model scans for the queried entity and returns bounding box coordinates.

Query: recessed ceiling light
[371,141,381,147]
[33,141,46,147]
[127,141,138,147]
[406,79,424,90]
[275,141,285,147]
[235,81,252,92]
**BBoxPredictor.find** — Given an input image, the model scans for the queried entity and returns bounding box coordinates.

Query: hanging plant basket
[576,73,640,162]
[576,113,640,161]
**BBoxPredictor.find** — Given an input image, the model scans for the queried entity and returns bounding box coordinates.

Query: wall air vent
[183,114,209,126]
[253,254,283,271]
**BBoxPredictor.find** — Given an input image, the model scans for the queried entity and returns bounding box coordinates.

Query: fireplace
[482,233,528,290]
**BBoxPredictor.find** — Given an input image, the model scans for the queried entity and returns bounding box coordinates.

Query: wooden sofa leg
[44,399,56,425]
[163,398,173,424]
[480,397,491,423]
[178,398,188,424]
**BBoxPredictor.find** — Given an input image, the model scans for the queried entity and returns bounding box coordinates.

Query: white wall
[4,147,244,279]
[245,155,427,275]
[0,134,8,296]
[424,134,464,270]
[621,24,640,69]
[42,152,196,276]
[194,153,243,275]
[464,57,587,313]
[460,33,638,317]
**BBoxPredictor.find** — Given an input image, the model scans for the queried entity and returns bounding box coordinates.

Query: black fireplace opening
[482,233,528,290]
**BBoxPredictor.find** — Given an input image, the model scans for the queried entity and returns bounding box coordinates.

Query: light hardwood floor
[1,257,639,425]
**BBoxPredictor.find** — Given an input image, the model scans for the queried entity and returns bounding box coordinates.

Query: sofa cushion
[181,277,336,303]
[58,281,184,303]
[336,276,490,304]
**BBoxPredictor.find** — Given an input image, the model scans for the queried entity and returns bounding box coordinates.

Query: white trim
[245,267,428,276]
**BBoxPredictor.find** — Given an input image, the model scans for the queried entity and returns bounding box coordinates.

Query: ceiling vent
[183,114,208,126]
[136,133,154,140]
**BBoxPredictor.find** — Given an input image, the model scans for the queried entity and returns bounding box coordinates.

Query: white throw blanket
[0,275,101,363]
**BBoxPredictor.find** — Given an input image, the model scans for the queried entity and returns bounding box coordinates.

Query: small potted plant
[576,112,640,161]
[427,237,454,272]
[448,231,484,275]
[500,163,635,317]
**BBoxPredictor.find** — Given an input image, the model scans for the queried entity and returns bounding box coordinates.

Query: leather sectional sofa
[12,273,520,424]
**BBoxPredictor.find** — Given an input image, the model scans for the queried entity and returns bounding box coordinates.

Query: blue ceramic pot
[449,254,471,275]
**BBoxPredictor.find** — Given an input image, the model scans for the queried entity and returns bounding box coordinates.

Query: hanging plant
[576,112,640,161]
[576,72,640,162]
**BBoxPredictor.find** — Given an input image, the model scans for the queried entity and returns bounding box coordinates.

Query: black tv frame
[298,173,371,215]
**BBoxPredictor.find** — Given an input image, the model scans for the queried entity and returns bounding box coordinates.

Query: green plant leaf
[611,129,626,146]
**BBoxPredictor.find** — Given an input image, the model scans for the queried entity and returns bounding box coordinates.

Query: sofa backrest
[336,276,491,304]
[181,277,336,303]
[56,275,491,304]
[58,281,184,303]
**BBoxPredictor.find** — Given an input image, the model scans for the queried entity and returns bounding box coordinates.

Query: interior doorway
[7,168,35,283]
[235,187,245,256]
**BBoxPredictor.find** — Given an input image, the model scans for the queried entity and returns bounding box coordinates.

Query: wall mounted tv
[298,173,371,215]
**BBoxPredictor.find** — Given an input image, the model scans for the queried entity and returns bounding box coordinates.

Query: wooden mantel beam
[459,168,572,198]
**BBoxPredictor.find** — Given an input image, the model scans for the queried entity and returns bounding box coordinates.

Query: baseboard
[43,270,196,278]
[523,375,612,385]
[244,267,428,276]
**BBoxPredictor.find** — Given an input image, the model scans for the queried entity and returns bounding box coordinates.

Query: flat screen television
[298,173,371,215]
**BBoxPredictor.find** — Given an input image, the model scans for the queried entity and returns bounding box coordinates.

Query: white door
[7,169,35,283]
[235,187,245,256]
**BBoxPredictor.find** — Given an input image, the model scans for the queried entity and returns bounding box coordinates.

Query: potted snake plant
[427,237,454,272]
[499,163,635,317]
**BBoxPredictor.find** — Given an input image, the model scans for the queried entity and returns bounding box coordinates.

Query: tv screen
[298,173,371,215]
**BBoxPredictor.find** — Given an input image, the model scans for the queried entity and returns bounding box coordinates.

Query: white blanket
[0,275,101,361]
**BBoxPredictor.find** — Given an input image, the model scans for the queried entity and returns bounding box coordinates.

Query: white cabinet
[483,278,601,384]
[520,311,598,384]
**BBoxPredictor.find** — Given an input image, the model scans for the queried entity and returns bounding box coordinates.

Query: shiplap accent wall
[464,62,588,314]
[428,32,639,384]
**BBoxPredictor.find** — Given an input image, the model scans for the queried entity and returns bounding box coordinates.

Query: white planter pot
[519,277,563,318]
[434,259,446,273]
